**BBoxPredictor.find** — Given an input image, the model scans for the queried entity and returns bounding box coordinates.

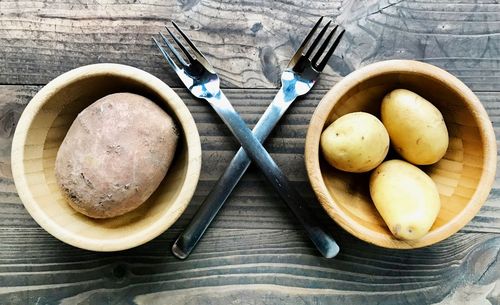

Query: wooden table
[1,0,499,304]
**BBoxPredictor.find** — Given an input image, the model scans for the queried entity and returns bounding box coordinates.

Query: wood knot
[177,0,200,11]
[259,46,280,85]
[251,22,263,34]
[0,102,23,139]
[112,263,128,280]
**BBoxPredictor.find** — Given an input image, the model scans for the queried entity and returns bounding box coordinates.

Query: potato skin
[55,93,178,218]
[320,112,390,173]
[381,89,448,165]
[369,160,441,240]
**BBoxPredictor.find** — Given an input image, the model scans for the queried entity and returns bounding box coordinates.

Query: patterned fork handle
[173,88,295,259]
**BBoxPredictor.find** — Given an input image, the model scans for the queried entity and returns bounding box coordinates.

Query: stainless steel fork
[153,19,344,259]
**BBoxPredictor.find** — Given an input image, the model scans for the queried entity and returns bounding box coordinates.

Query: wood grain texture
[2,86,500,235]
[0,89,498,300]
[0,85,499,303]
[1,0,500,303]
[0,0,499,91]
[0,228,497,304]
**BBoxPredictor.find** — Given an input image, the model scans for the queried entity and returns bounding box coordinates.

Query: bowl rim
[305,59,497,249]
[11,63,202,251]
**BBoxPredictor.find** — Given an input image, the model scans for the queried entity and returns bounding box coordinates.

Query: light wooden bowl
[305,60,496,249]
[11,63,202,251]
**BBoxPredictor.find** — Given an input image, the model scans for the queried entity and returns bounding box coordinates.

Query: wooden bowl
[11,64,202,251]
[305,60,496,249]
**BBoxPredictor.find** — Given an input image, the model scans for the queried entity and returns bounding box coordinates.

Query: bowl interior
[22,72,191,248]
[318,70,488,247]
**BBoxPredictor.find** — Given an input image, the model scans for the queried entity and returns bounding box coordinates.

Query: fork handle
[173,89,291,259]
[202,91,339,258]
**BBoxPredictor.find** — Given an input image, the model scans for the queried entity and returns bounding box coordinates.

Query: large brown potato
[55,93,178,218]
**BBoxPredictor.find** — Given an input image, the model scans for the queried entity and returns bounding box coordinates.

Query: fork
[159,18,346,259]
[153,19,344,258]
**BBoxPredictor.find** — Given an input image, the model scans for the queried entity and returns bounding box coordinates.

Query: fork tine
[171,21,211,64]
[165,27,194,64]
[315,29,345,71]
[158,31,189,67]
[287,16,323,68]
[304,19,331,58]
[152,36,181,71]
[311,25,338,66]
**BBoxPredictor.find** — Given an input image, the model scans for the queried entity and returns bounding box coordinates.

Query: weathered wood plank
[1,1,499,304]
[0,227,497,304]
[0,0,499,91]
[1,85,499,235]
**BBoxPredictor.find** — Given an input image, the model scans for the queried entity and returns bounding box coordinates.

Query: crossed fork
[153,17,345,259]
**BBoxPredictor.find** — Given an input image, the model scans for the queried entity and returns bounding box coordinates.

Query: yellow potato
[320,112,390,173]
[369,160,441,240]
[381,89,448,165]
